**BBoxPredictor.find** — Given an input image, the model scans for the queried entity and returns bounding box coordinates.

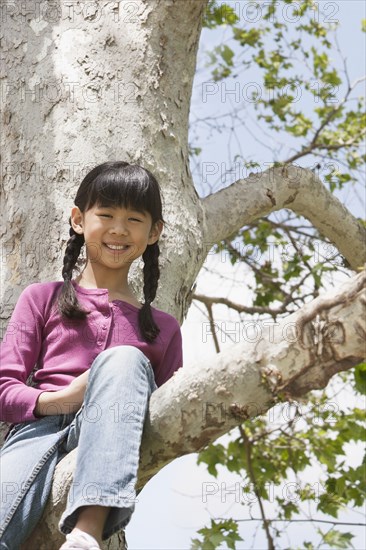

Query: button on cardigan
[0,281,183,424]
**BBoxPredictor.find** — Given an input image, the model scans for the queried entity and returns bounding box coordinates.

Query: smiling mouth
[104,244,130,251]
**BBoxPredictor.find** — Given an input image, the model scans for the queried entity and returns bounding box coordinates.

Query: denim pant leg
[58,345,158,541]
[0,414,74,550]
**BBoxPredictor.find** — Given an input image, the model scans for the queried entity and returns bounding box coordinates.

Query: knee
[96,345,148,363]
[87,346,157,398]
[90,346,150,376]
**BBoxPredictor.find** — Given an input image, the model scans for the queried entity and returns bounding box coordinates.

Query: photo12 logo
[201,480,327,504]
[1,2,143,24]
[203,1,339,26]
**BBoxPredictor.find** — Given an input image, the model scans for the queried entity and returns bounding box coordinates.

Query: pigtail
[138,241,161,343]
[57,224,90,319]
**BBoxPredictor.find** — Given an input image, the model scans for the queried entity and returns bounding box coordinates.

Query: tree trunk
[1,0,207,324]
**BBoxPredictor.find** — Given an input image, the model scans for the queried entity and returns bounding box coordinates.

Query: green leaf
[221,45,234,67]
[203,1,239,29]
[233,28,263,47]
[323,69,342,86]
[197,443,227,477]
[318,528,355,549]
[354,362,366,394]
[283,500,299,519]
[191,519,243,550]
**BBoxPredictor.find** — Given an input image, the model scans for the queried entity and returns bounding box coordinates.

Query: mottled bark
[1,0,207,324]
[1,0,365,549]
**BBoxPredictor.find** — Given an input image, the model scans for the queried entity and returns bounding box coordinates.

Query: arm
[0,284,46,423]
[154,321,183,387]
[0,284,74,423]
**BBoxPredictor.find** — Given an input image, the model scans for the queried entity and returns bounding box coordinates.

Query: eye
[98,213,112,218]
[129,217,142,222]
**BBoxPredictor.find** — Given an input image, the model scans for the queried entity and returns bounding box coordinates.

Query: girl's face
[71,203,163,268]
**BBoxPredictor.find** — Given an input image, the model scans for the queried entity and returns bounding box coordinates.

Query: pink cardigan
[0,281,183,424]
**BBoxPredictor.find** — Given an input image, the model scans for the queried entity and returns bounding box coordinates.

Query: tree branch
[240,426,275,550]
[202,165,365,271]
[285,130,366,164]
[193,292,287,316]
[226,518,366,526]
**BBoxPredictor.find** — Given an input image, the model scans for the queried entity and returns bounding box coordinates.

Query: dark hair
[58,161,165,343]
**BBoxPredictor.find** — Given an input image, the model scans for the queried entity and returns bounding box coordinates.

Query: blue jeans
[0,346,158,549]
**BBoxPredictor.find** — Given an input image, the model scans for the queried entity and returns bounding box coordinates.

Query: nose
[109,220,129,235]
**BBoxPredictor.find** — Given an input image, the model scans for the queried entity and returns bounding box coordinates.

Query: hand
[63,369,90,408]
[34,370,90,416]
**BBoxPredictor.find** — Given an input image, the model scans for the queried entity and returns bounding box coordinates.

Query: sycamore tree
[0,1,365,549]
[189,2,365,549]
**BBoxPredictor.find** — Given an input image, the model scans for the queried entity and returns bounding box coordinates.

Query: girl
[0,161,183,550]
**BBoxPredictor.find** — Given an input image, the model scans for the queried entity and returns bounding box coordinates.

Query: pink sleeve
[154,322,183,387]
[0,284,46,423]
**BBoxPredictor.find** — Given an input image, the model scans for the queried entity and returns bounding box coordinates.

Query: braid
[138,241,161,342]
[57,225,90,319]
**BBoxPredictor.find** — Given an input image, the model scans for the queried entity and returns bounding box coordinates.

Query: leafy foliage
[212,215,342,316]
[189,1,365,548]
[192,374,365,548]
[354,363,366,395]
[201,0,365,189]
[302,529,355,550]
[191,519,243,550]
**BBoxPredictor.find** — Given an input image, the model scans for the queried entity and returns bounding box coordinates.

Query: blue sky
[127,2,365,549]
